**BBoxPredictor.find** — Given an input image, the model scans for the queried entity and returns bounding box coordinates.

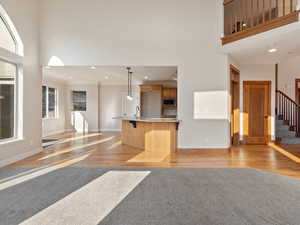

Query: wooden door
[243,81,271,145]
[230,65,240,146]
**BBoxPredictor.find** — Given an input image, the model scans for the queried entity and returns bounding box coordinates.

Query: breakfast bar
[114,117,179,161]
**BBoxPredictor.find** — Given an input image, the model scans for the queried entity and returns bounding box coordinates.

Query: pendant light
[126,67,133,101]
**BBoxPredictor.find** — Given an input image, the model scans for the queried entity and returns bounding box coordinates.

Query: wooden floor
[9,132,300,178]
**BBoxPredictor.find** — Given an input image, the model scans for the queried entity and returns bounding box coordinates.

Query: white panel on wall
[194,91,228,120]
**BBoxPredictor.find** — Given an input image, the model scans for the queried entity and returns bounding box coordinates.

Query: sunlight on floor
[127,151,169,163]
[19,170,150,225]
[39,136,115,161]
[0,154,91,191]
[108,140,122,150]
[56,133,103,144]
[268,143,300,163]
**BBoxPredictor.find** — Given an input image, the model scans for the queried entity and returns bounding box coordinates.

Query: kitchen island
[114,117,179,162]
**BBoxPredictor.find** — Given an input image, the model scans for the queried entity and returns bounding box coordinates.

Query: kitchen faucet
[135,105,140,118]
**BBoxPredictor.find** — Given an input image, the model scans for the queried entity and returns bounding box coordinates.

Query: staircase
[276,90,300,144]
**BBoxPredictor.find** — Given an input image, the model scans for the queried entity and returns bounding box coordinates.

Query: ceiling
[43,66,177,85]
[222,21,300,65]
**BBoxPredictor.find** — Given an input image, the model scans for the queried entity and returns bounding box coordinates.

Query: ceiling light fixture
[90,66,96,70]
[268,48,277,53]
[105,76,109,79]
[126,67,133,101]
[144,76,149,80]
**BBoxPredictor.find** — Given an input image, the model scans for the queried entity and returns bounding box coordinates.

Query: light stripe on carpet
[20,170,150,225]
[0,154,91,191]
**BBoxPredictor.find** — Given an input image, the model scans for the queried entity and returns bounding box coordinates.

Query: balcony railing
[222,0,300,44]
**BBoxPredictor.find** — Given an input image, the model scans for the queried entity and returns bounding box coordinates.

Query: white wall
[278,55,300,100]
[100,85,139,131]
[66,84,100,132]
[42,79,67,137]
[40,0,229,148]
[239,64,276,140]
[0,0,41,166]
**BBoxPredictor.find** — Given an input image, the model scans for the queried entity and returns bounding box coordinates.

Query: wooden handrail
[223,0,299,44]
[276,90,300,137]
[224,0,234,5]
[277,90,300,107]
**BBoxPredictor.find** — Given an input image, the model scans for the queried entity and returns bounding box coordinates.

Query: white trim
[43,129,67,137]
[88,129,101,132]
[0,147,42,168]
[100,129,121,132]
[0,4,24,56]
[178,145,230,149]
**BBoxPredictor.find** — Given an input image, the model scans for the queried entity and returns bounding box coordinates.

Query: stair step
[277,131,296,138]
[280,137,300,145]
[277,115,284,120]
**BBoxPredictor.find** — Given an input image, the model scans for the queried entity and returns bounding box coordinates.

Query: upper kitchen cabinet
[140,84,163,93]
[163,88,177,100]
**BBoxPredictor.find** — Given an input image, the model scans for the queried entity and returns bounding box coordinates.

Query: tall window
[42,86,58,119]
[0,5,22,142]
[0,61,16,140]
[72,91,87,111]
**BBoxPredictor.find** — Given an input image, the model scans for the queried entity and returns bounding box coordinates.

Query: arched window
[0,15,16,53]
[0,4,23,142]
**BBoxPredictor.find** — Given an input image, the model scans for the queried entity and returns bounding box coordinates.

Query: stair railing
[276,90,300,137]
[224,0,298,36]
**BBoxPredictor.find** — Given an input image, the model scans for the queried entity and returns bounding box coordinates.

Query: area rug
[0,167,300,225]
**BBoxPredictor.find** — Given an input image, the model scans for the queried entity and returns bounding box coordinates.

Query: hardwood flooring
[9,132,300,178]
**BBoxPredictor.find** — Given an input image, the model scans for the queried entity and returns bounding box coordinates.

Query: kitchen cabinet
[140,84,162,92]
[163,88,177,99]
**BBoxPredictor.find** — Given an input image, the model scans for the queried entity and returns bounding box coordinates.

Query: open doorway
[230,65,240,146]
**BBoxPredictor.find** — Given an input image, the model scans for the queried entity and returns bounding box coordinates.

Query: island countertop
[113,116,180,123]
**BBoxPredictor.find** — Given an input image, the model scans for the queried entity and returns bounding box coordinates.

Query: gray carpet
[1,167,300,225]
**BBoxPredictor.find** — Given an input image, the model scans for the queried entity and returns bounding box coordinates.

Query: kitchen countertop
[113,116,180,123]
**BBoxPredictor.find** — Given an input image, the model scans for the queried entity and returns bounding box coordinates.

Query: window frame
[0,4,23,144]
[72,90,87,112]
[42,86,59,120]
[0,59,18,142]
[0,14,17,54]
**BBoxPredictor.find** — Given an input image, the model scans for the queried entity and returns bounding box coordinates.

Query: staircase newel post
[296,106,300,137]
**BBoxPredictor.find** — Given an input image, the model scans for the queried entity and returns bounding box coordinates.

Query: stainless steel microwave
[163,99,176,106]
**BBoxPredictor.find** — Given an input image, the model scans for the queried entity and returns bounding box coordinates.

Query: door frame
[230,65,240,146]
[295,79,300,104]
[243,81,271,145]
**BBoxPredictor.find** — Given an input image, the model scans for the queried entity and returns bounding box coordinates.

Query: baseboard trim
[0,147,42,168]
[179,146,230,150]
[100,129,122,132]
[43,129,67,137]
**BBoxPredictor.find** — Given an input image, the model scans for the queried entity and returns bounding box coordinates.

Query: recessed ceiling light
[144,76,149,80]
[105,76,109,79]
[242,23,247,27]
[90,66,96,70]
[268,48,277,53]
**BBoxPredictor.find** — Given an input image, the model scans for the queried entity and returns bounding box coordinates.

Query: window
[0,4,23,142]
[72,91,87,111]
[0,61,16,140]
[0,15,16,53]
[42,86,58,119]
